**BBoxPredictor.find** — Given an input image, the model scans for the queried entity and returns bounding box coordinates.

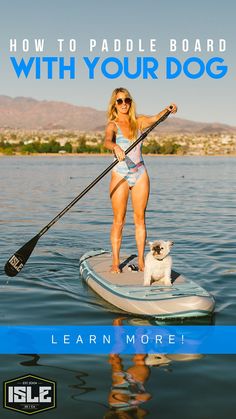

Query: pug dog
[143,240,174,286]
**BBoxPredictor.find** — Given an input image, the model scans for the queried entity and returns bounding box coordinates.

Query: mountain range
[0,95,235,134]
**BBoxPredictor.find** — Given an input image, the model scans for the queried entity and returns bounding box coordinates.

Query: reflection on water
[105,353,203,418]
[104,317,205,418]
[106,354,151,417]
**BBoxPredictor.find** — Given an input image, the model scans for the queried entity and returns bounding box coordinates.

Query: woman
[104,87,177,273]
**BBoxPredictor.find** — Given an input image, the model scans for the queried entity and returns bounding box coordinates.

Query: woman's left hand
[167,103,178,113]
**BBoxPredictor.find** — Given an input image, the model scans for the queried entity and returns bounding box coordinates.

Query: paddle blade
[4,235,39,277]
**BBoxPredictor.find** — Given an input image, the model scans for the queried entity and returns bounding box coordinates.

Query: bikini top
[114,122,143,165]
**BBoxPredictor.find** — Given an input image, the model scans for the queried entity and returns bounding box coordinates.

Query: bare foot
[110,265,121,274]
[138,260,145,271]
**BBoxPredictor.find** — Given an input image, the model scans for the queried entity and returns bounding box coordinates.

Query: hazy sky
[0,0,235,125]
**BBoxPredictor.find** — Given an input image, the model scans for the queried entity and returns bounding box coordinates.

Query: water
[0,155,236,418]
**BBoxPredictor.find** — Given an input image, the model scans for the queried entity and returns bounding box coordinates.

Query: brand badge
[3,374,56,415]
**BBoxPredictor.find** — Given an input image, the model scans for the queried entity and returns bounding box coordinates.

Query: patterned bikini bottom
[113,157,146,187]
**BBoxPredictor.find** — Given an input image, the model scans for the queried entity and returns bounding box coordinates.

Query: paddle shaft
[38,108,171,238]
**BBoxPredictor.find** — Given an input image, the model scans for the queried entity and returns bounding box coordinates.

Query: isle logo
[3,374,56,415]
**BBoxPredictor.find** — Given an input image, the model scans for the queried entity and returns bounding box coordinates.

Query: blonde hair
[107,87,138,139]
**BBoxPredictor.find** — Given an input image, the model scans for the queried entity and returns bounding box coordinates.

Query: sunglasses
[116,97,132,105]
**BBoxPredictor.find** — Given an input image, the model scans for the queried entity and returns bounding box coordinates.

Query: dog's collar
[154,256,166,261]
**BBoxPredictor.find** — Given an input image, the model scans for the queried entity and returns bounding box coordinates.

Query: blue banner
[0,326,236,354]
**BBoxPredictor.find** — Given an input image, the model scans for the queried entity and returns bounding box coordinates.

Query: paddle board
[79,249,215,319]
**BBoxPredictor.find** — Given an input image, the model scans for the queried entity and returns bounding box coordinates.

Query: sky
[0,0,235,125]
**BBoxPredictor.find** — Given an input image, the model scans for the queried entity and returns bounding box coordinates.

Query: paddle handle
[38,108,172,237]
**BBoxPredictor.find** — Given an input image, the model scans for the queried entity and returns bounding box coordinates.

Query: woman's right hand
[114,145,125,161]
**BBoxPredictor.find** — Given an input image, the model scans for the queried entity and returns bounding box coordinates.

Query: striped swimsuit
[112,123,146,187]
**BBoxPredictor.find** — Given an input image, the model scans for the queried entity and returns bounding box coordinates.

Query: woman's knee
[133,213,145,226]
[112,216,126,229]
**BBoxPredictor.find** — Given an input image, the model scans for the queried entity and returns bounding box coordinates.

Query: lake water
[0,155,236,418]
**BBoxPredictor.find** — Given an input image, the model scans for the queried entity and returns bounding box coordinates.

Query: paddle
[4,107,172,277]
